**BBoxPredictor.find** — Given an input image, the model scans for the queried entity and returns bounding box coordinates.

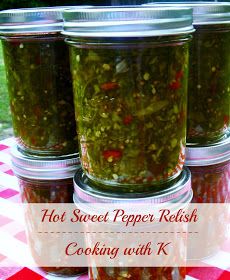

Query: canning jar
[145,2,230,145]
[187,3,230,145]
[185,137,229,259]
[0,7,78,156]
[11,147,87,276]
[185,137,230,203]
[63,7,194,189]
[74,167,192,280]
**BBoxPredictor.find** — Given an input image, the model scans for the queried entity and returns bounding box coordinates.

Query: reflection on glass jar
[0,8,78,156]
[63,6,194,189]
[11,147,87,276]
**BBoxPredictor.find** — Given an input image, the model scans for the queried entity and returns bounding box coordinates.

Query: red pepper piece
[103,149,122,162]
[97,267,110,278]
[169,80,181,91]
[175,70,183,80]
[147,176,153,183]
[30,136,37,146]
[224,115,229,125]
[34,106,42,118]
[123,115,133,125]
[100,82,119,91]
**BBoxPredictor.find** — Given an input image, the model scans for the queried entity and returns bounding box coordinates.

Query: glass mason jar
[11,147,87,277]
[0,7,78,156]
[185,137,230,203]
[63,6,194,189]
[74,167,192,280]
[185,137,230,260]
[187,3,230,145]
[145,2,230,145]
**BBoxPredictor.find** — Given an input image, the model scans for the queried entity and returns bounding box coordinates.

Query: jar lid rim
[73,167,192,204]
[144,2,230,25]
[185,136,230,166]
[62,6,194,37]
[0,6,91,35]
[11,146,80,180]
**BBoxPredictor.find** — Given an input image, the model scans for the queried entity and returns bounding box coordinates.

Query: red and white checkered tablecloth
[0,138,229,280]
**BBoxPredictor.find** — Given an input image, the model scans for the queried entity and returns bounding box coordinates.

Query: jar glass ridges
[0,7,78,156]
[63,6,194,189]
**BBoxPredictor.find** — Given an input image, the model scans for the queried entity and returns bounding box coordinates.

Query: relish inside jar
[0,7,78,156]
[63,6,194,190]
[187,25,230,145]
[142,3,230,145]
[89,267,186,280]
[190,162,229,203]
[185,137,230,203]
[185,138,230,259]
[68,37,190,188]
[2,35,78,156]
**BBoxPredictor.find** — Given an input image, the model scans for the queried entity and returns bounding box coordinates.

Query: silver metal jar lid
[62,6,194,37]
[11,146,81,180]
[185,137,230,166]
[73,167,192,204]
[110,0,149,5]
[0,6,90,35]
[144,2,230,25]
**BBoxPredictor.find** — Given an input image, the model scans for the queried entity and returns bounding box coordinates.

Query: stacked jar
[182,2,230,206]
[73,167,192,280]
[186,138,230,204]
[144,2,230,262]
[10,147,87,276]
[0,7,78,156]
[186,138,229,259]
[63,6,194,193]
[144,0,230,201]
[62,6,194,280]
[174,2,230,145]
[0,7,87,277]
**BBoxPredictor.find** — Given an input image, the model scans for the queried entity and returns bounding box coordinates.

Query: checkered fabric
[0,138,229,280]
